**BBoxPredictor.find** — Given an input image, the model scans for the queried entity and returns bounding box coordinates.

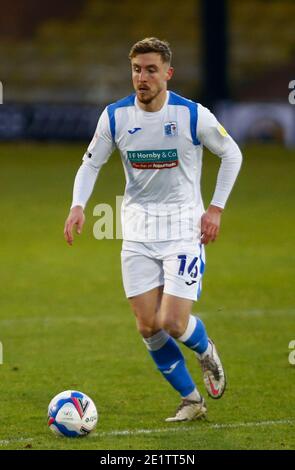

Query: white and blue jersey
[72,90,242,242]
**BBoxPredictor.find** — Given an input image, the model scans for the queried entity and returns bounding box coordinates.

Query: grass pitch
[0,142,294,450]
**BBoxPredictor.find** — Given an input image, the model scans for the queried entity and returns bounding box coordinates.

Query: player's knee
[136,323,158,338]
[160,316,184,338]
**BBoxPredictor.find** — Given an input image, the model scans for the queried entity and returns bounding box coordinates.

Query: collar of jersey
[135,90,169,117]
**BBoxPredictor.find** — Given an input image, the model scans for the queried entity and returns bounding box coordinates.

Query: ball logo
[85,416,97,423]
[62,407,74,420]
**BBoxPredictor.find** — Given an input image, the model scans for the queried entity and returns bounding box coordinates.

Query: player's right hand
[64,206,85,246]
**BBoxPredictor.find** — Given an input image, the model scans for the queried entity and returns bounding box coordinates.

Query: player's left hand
[201,205,223,245]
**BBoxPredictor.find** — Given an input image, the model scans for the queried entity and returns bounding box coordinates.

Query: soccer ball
[48,390,98,437]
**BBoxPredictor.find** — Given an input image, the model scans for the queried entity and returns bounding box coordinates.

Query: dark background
[0,0,295,142]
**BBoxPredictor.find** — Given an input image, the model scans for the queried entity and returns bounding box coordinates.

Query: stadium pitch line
[93,419,295,438]
[0,419,294,447]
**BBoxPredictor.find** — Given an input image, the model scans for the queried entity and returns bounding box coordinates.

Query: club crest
[164,121,178,137]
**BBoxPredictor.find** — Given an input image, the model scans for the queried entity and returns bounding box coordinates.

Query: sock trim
[142,329,169,351]
[177,315,196,343]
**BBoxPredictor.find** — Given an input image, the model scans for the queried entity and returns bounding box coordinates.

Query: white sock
[182,387,202,402]
[196,340,213,359]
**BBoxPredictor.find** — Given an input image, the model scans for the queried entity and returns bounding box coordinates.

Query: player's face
[131,53,173,105]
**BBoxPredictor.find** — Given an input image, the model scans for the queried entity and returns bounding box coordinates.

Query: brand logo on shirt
[128,127,142,134]
[164,121,177,137]
[127,149,178,169]
[185,280,197,286]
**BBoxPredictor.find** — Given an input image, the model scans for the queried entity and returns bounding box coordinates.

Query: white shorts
[121,239,206,301]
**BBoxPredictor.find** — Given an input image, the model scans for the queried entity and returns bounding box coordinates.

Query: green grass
[0,142,294,450]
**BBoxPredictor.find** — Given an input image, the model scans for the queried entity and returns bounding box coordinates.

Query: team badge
[164,121,178,137]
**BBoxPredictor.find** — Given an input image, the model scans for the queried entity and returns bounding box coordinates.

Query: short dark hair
[129,37,172,64]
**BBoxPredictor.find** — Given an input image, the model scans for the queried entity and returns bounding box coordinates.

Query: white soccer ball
[48,390,98,437]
